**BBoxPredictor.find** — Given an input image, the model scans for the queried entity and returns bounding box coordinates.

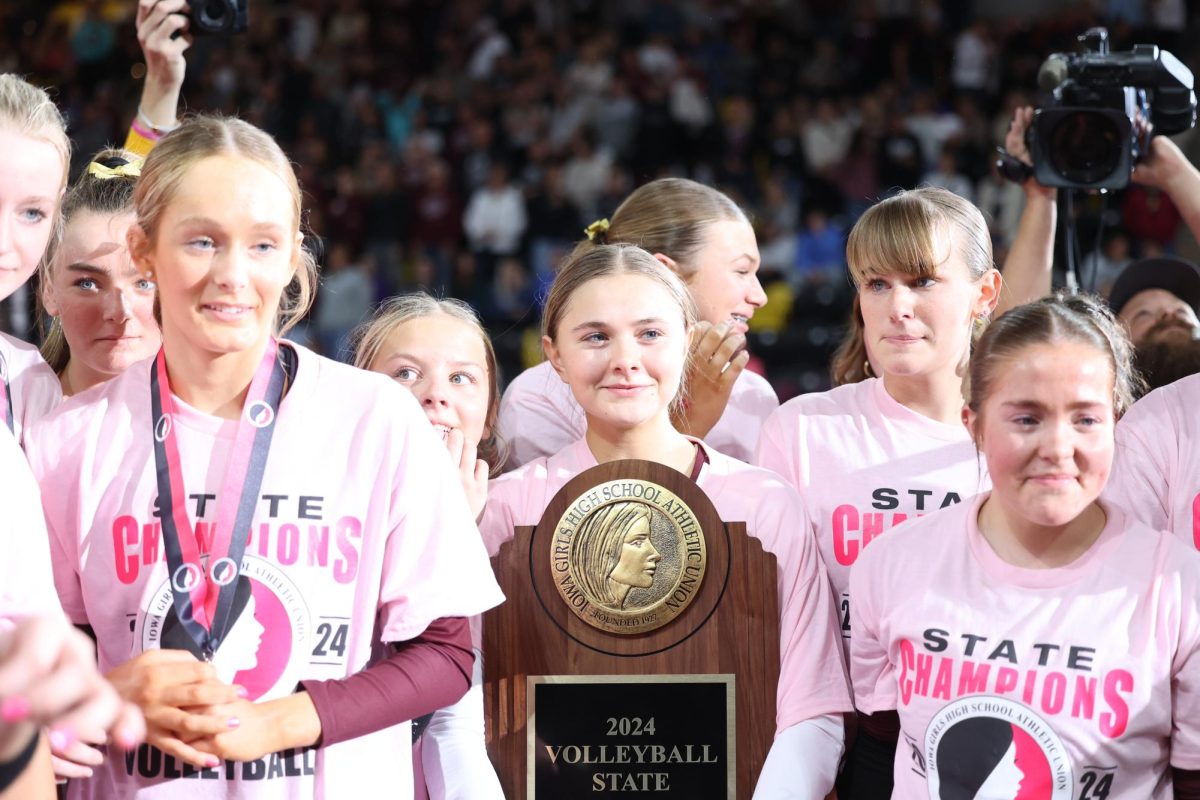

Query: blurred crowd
[3,0,1199,397]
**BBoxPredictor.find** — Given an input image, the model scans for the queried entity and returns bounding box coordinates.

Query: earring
[863,359,874,378]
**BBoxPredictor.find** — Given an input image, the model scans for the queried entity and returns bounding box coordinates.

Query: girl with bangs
[753,186,1001,795]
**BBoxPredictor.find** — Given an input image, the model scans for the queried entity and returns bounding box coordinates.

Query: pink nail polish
[0,696,28,723]
[227,717,240,729]
[116,728,140,750]
[205,756,220,769]
[235,686,249,699]
[48,728,75,752]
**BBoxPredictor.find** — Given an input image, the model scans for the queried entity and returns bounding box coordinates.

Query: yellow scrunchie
[87,160,142,180]
[584,218,610,242]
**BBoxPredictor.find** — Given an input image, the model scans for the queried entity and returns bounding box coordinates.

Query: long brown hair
[830,294,871,386]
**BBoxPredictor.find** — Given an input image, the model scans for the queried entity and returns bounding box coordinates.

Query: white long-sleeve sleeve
[752,713,845,800]
[421,650,505,800]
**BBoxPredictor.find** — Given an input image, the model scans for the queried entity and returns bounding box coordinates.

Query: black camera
[1030,28,1196,190]
[190,0,248,36]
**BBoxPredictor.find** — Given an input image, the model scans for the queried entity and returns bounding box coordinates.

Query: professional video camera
[191,0,248,36]
[1030,28,1196,190]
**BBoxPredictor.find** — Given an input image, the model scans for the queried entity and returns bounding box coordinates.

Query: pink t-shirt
[0,430,60,628]
[754,377,988,654]
[24,344,505,800]
[0,332,62,444]
[496,360,779,467]
[479,437,853,733]
[850,495,1200,799]
[1107,373,1200,546]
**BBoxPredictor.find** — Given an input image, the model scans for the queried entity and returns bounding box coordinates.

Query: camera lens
[197,0,231,31]
[1049,111,1121,185]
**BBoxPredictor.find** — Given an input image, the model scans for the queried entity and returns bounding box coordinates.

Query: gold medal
[549,478,707,634]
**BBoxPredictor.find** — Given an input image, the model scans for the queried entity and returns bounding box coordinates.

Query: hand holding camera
[137,0,190,93]
[1027,27,1196,190]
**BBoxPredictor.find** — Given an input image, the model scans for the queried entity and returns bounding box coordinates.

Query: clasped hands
[53,649,277,776]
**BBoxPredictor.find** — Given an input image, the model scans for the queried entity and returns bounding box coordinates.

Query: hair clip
[87,159,142,180]
[584,218,610,243]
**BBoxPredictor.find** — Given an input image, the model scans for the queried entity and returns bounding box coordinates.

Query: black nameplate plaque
[528,675,735,798]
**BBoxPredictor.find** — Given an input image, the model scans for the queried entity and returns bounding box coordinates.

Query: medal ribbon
[1,351,12,433]
[150,338,292,657]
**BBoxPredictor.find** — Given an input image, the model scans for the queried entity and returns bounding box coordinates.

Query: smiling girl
[25,116,503,799]
[352,293,505,800]
[481,243,852,798]
[849,294,1200,799]
[497,177,776,466]
[0,75,71,440]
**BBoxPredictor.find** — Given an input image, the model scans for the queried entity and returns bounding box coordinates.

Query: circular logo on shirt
[549,479,706,634]
[925,696,1072,800]
[140,555,312,701]
[246,400,275,429]
[154,413,172,442]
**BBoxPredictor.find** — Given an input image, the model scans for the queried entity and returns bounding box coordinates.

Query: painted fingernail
[235,686,249,699]
[49,727,75,752]
[227,717,240,729]
[0,695,29,723]
[116,727,140,749]
[205,756,220,768]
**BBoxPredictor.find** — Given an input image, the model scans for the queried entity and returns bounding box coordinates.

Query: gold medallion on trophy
[549,478,707,634]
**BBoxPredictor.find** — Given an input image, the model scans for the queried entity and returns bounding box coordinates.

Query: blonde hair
[846,187,992,286]
[132,115,317,334]
[39,148,143,373]
[0,74,70,192]
[350,292,504,470]
[572,178,748,276]
[544,244,698,340]
[543,244,697,412]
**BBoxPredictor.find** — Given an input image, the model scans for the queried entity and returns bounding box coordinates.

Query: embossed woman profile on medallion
[570,501,661,610]
[550,479,707,634]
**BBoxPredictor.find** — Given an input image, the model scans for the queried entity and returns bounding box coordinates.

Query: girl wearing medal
[496,177,776,467]
[479,243,852,798]
[25,115,503,799]
[0,74,71,441]
[352,293,504,800]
